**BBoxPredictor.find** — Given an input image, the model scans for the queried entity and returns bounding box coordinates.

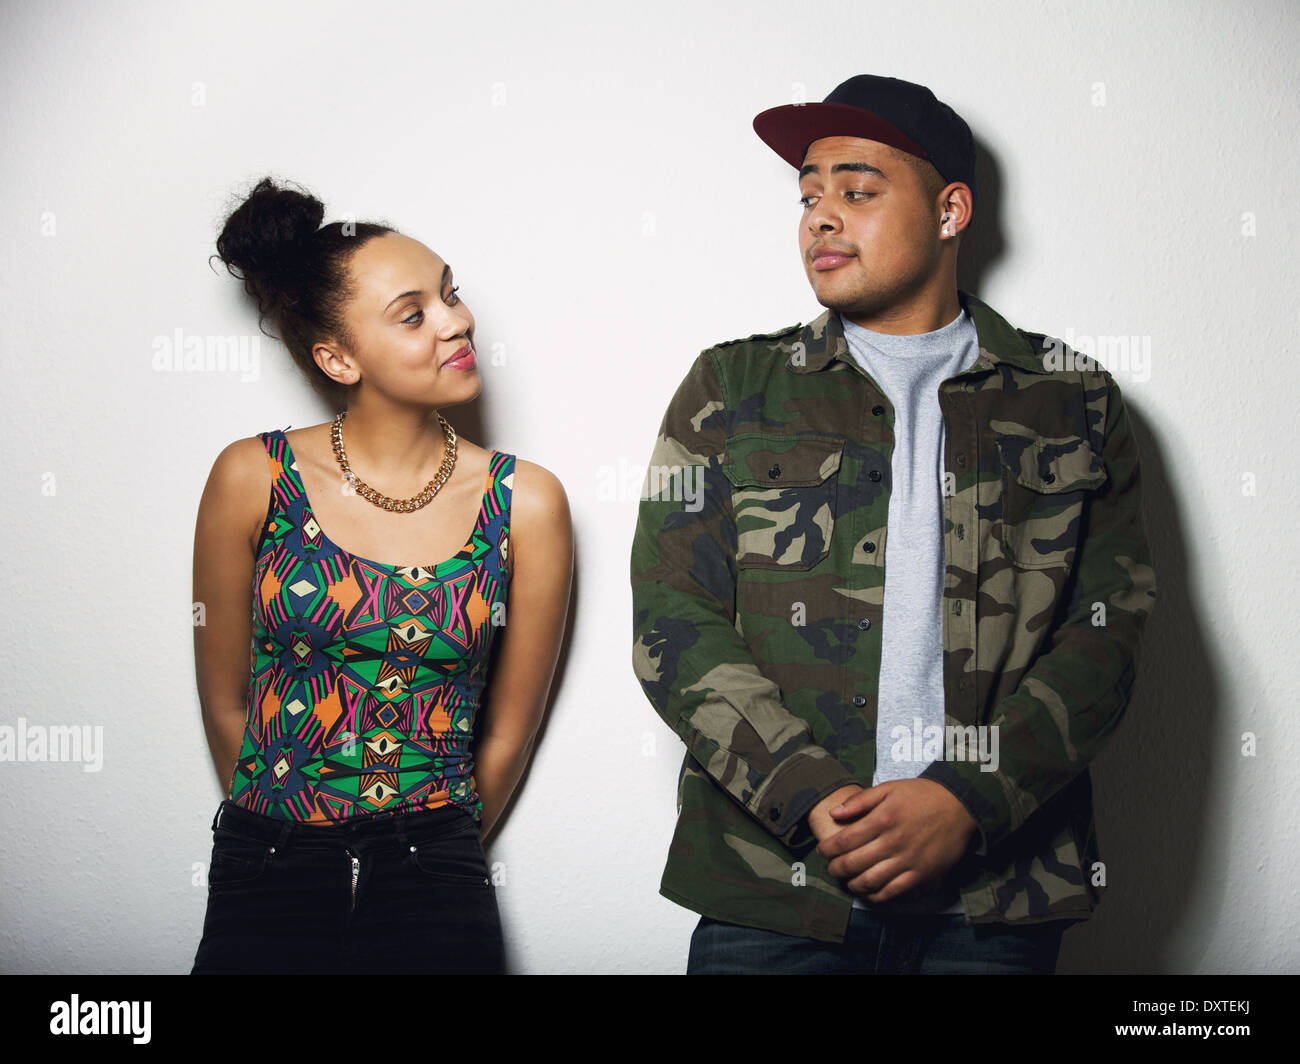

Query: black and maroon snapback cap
[752,74,977,201]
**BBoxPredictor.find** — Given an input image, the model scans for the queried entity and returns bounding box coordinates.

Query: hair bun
[212,174,396,407]
[215,176,326,288]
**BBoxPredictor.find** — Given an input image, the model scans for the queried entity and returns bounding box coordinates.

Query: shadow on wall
[1064,402,1217,975]
[956,134,1007,288]
[962,136,1217,975]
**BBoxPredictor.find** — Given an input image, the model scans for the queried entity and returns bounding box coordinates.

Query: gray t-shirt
[839,306,980,915]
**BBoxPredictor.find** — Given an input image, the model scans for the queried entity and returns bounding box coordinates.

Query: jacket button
[872,404,884,416]
[857,618,870,630]
[868,469,882,482]
[1042,470,1055,484]
[852,695,867,707]
[768,808,781,821]
[863,542,876,553]
[768,464,781,479]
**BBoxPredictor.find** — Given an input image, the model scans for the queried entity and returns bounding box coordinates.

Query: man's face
[797,136,944,322]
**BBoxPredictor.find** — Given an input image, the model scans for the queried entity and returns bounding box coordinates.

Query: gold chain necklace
[330,411,458,512]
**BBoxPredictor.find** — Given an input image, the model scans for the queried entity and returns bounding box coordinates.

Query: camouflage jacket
[630,290,1157,942]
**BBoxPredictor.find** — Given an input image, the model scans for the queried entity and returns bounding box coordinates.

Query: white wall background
[0,0,1295,975]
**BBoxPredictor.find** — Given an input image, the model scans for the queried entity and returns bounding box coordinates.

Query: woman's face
[319,231,480,408]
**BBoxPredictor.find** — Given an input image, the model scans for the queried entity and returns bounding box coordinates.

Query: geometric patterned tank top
[228,429,514,824]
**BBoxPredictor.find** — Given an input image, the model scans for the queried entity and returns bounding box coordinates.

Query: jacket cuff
[751,750,860,856]
[918,758,1015,858]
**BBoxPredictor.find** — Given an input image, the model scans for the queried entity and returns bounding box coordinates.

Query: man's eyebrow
[798,161,889,180]
[384,263,452,311]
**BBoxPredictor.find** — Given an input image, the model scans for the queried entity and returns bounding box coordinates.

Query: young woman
[190,177,572,974]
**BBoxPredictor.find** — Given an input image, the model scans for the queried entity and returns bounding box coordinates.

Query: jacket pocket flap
[722,433,844,489]
[999,436,1108,493]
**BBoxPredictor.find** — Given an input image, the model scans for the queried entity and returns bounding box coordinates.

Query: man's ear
[937,183,974,237]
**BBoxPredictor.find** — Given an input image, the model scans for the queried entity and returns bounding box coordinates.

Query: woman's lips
[443,345,476,370]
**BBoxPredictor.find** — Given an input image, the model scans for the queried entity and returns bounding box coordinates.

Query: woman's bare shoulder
[504,455,572,538]
[501,457,571,583]
[507,457,569,515]
[199,432,274,553]
[205,432,272,493]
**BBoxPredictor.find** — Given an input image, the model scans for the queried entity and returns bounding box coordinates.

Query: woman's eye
[402,308,424,325]
[798,195,817,208]
[846,190,873,200]
[445,285,460,305]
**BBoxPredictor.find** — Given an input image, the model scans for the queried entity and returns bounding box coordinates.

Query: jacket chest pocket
[722,433,843,570]
[997,435,1107,571]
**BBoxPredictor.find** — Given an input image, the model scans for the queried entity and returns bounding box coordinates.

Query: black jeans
[191,799,504,974]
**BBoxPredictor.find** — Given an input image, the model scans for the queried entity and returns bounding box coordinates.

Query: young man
[629,75,1157,974]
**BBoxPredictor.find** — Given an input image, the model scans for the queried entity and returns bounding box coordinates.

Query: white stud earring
[941,211,954,237]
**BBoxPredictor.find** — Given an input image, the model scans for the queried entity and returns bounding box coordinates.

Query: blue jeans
[191,799,504,974]
[687,910,1070,974]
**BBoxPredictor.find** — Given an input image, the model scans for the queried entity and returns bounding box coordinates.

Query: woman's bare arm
[192,437,268,794]
[473,458,573,841]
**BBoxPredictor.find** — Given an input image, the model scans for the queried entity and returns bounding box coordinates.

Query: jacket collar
[790,290,1048,376]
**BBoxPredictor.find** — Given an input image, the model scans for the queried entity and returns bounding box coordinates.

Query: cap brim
[752,102,929,169]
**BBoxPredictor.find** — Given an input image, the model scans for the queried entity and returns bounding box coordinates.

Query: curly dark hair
[212,176,395,406]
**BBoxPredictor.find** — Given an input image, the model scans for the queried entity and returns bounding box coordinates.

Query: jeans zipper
[345,847,359,911]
